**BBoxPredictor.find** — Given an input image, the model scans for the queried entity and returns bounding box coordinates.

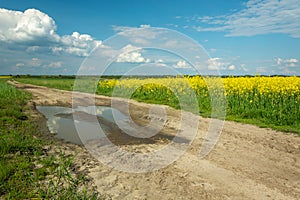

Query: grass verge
[0,79,103,199]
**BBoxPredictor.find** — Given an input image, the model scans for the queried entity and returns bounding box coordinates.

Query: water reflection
[36,106,128,145]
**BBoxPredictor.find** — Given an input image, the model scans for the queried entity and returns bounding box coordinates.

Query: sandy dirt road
[9,80,300,200]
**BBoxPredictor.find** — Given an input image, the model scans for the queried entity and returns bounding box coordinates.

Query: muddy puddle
[36,105,129,145]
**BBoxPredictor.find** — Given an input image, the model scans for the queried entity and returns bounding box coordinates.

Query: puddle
[36,105,129,145]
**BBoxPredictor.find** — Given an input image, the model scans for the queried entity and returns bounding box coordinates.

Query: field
[8,78,300,199]
[0,79,101,199]
[17,76,300,134]
[0,76,12,79]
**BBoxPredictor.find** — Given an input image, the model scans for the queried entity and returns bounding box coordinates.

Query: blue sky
[0,0,299,75]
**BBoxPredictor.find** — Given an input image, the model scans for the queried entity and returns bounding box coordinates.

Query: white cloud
[275,57,298,67]
[15,59,44,68]
[193,0,300,38]
[228,65,236,70]
[52,32,101,56]
[154,63,167,67]
[115,44,151,63]
[46,61,63,68]
[288,58,298,63]
[155,59,164,63]
[173,60,191,69]
[15,63,24,67]
[116,51,150,63]
[112,24,163,45]
[166,23,179,28]
[89,44,141,62]
[152,59,167,67]
[207,57,229,70]
[0,8,101,56]
[241,64,249,72]
[0,8,59,42]
[140,24,151,28]
[30,57,42,67]
[26,46,40,52]
[210,48,217,52]
[276,58,283,65]
[112,24,152,32]
[120,44,140,53]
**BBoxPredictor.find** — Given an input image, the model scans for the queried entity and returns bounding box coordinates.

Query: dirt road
[10,80,300,200]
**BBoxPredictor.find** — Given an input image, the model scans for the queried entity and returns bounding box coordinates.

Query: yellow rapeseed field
[0,76,12,79]
[98,76,300,129]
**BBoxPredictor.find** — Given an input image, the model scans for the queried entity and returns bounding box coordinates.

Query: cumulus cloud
[0,8,59,42]
[15,63,25,67]
[207,57,229,70]
[114,44,153,63]
[276,57,298,67]
[52,32,101,56]
[173,60,191,68]
[15,58,64,69]
[15,58,43,68]
[46,61,63,68]
[30,57,42,67]
[116,51,150,63]
[151,59,167,67]
[0,8,101,57]
[228,65,236,70]
[140,24,151,28]
[192,0,300,38]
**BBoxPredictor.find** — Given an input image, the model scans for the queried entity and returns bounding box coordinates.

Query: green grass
[0,79,103,199]
[15,77,300,135]
[16,77,75,90]
[16,77,100,93]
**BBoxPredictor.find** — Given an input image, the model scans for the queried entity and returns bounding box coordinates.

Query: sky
[0,0,299,76]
